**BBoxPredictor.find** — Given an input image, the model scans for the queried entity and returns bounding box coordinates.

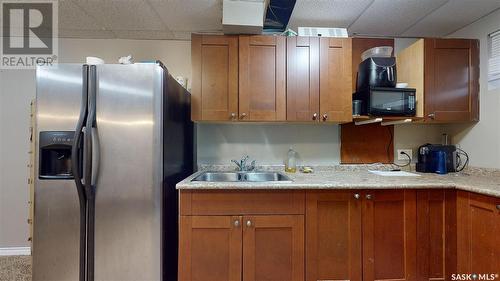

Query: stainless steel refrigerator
[33,62,193,281]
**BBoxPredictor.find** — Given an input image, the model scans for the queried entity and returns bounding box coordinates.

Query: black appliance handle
[84,64,98,281]
[386,66,394,82]
[72,65,89,281]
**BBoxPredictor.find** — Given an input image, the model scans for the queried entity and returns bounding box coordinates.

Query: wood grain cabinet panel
[239,35,286,121]
[319,38,353,123]
[425,39,480,122]
[362,190,417,281]
[286,37,320,121]
[456,191,500,275]
[191,34,239,121]
[416,190,458,281]
[243,215,304,281]
[179,216,242,281]
[306,191,362,281]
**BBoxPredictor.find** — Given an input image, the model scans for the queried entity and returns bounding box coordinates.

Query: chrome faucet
[231,155,256,171]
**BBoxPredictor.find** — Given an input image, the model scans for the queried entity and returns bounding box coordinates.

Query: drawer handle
[246,220,252,227]
[354,193,360,200]
[496,204,500,210]
[366,194,373,200]
[234,220,240,227]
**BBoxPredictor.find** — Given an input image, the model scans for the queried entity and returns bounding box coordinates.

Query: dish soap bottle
[285,147,297,173]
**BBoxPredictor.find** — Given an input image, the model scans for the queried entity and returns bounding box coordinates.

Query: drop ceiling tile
[113,30,175,40]
[75,0,166,31]
[147,0,222,32]
[59,28,116,39]
[403,0,500,37]
[349,0,448,36]
[287,0,374,31]
[58,0,104,30]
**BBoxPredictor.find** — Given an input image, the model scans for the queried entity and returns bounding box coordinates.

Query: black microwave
[354,87,416,116]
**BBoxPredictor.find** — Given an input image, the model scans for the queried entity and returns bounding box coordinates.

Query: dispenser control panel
[39,131,76,180]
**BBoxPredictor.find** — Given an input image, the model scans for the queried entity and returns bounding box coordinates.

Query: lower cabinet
[179,190,306,281]
[306,191,362,281]
[306,190,417,281]
[178,216,242,281]
[243,215,304,281]
[179,189,499,281]
[362,190,417,281]
[456,191,500,274]
[416,190,457,281]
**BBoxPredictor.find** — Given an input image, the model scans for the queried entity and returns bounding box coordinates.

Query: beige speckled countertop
[176,165,500,198]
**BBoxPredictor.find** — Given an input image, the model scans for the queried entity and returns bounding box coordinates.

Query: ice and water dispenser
[39,131,77,179]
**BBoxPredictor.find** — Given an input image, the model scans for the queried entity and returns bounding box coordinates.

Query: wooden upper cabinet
[362,190,417,281]
[242,215,304,281]
[239,35,286,121]
[178,215,242,281]
[306,191,362,281]
[456,191,500,274]
[424,39,479,122]
[191,34,238,121]
[286,37,320,122]
[319,38,353,123]
[397,38,480,122]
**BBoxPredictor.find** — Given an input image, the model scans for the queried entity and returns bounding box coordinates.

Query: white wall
[196,123,340,165]
[446,9,500,168]
[0,38,190,248]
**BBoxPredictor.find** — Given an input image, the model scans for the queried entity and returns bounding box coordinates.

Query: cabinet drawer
[180,190,305,215]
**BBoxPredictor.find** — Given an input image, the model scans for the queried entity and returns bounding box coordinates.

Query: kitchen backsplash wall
[196,123,341,165]
[196,123,448,167]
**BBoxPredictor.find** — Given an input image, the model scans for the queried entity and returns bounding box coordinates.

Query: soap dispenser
[285,147,297,173]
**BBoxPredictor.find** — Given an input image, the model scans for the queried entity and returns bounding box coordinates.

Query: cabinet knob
[354,193,360,200]
[234,220,240,227]
[496,204,500,210]
[428,113,435,119]
[366,194,373,200]
[246,220,252,227]
[240,113,247,119]
[312,113,318,121]
[230,113,237,120]
[322,114,328,121]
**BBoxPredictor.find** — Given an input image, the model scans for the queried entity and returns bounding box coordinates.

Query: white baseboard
[0,247,31,256]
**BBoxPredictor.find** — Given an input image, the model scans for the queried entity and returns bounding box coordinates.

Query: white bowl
[396,82,408,88]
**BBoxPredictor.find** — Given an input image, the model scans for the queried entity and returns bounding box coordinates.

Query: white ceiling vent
[223,0,268,34]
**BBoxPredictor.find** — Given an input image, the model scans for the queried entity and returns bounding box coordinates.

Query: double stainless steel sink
[192,171,292,182]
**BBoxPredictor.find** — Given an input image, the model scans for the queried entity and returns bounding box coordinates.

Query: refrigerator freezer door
[33,64,85,281]
[93,64,163,280]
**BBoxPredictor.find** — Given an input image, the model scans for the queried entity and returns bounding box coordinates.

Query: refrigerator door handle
[72,65,89,281]
[90,127,99,186]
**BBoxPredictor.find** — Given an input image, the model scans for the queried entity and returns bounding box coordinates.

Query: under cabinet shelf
[352,115,423,126]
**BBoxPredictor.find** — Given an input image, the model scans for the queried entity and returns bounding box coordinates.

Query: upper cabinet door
[191,34,238,121]
[286,37,320,122]
[239,35,286,121]
[242,215,304,281]
[319,38,353,123]
[362,190,417,281]
[424,39,480,122]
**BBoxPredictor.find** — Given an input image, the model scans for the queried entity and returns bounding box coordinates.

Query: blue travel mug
[435,151,448,174]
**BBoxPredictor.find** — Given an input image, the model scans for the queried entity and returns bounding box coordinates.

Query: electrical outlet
[397,149,413,161]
